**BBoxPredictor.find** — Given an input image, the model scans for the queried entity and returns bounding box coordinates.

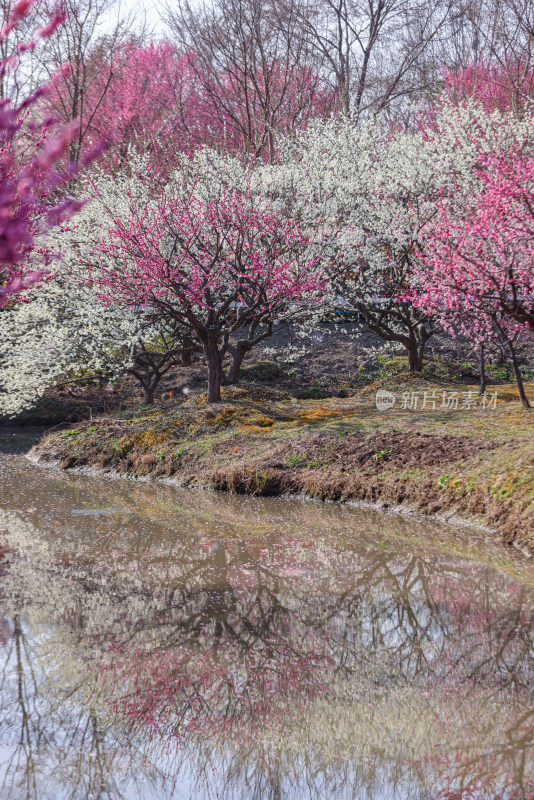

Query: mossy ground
[33,371,534,553]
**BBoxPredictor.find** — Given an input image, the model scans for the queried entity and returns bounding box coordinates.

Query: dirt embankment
[30,380,534,554]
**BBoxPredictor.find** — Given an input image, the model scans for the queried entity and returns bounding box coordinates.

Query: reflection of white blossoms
[1,500,534,799]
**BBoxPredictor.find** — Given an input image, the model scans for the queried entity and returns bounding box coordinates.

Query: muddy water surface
[0,428,533,799]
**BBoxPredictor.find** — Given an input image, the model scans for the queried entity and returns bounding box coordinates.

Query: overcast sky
[108,0,168,38]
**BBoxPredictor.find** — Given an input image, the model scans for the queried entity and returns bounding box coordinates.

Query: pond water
[0,428,534,799]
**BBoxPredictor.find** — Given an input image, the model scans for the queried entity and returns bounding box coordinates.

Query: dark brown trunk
[507,341,531,409]
[406,340,424,372]
[225,349,247,385]
[206,340,223,403]
[143,386,155,405]
[181,349,193,367]
[479,343,486,395]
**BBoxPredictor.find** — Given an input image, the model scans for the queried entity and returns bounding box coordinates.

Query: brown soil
[31,380,534,555]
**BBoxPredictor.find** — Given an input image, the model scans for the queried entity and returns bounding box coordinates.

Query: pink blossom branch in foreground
[0,0,99,306]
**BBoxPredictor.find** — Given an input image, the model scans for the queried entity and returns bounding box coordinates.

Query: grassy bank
[31,375,534,552]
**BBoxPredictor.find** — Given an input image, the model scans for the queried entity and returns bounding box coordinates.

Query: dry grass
[33,379,534,552]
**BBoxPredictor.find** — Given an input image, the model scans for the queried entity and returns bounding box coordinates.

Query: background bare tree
[214,0,456,118]
[166,0,335,161]
[415,0,534,111]
[0,0,41,101]
[36,0,136,164]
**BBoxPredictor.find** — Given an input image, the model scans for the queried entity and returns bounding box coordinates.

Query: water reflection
[0,433,533,798]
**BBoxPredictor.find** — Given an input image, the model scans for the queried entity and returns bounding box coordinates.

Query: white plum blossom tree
[0,275,183,418]
[256,100,534,372]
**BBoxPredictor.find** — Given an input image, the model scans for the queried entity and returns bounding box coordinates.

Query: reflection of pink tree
[108,637,332,742]
[411,567,534,799]
[417,701,534,799]
[72,537,534,758]
[88,538,336,745]
[7,496,534,799]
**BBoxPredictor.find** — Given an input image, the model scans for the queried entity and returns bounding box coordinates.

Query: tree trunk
[225,348,247,385]
[507,341,531,410]
[206,340,223,403]
[406,340,424,372]
[129,362,159,405]
[181,349,192,367]
[143,385,155,405]
[479,343,486,395]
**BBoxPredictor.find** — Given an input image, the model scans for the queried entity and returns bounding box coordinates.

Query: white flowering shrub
[255,100,534,370]
[0,274,181,417]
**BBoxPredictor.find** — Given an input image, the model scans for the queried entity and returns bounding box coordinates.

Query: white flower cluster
[251,99,534,350]
[0,275,158,417]
[0,149,196,417]
[255,99,532,295]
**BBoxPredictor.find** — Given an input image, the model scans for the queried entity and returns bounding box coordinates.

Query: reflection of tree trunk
[212,544,230,644]
[11,613,36,793]
[14,616,28,734]
[271,772,282,800]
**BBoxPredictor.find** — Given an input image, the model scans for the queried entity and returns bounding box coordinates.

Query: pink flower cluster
[94,183,323,315]
[442,61,534,114]
[45,40,333,166]
[0,1,95,306]
[413,145,534,342]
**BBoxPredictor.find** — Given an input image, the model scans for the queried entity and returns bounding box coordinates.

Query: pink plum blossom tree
[412,145,534,409]
[49,38,333,167]
[87,42,201,164]
[85,159,323,402]
[168,0,335,162]
[442,61,534,116]
[44,40,200,168]
[34,0,135,166]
